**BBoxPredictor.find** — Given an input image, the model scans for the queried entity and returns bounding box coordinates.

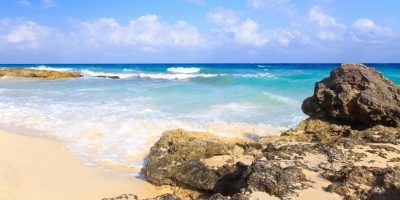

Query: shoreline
[0,129,172,200]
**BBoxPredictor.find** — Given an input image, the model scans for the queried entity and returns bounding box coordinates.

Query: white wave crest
[234,72,274,78]
[167,67,201,74]
[123,69,139,72]
[80,70,135,79]
[263,91,300,105]
[29,65,73,72]
[133,73,218,80]
[81,69,219,80]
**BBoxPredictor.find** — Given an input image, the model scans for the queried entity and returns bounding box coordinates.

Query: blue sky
[0,0,399,63]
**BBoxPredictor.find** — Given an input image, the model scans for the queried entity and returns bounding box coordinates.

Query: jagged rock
[247,160,309,198]
[283,118,400,145]
[102,194,138,200]
[102,194,180,200]
[144,194,181,200]
[139,64,400,199]
[95,75,120,79]
[282,118,351,139]
[143,129,249,193]
[323,166,400,200]
[0,68,81,79]
[302,63,400,128]
[208,192,250,200]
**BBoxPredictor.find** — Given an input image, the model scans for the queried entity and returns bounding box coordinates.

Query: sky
[0,0,399,63]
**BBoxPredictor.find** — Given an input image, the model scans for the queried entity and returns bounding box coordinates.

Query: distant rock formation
[0,68,82,79]
[95,75,120,79]
[302,63,400,128]
[0,68,121,79]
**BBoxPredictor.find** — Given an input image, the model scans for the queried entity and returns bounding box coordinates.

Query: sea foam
[80,70,135,79]
[167,67,201,74]
[133,73,218,80]
[29,65,73,72]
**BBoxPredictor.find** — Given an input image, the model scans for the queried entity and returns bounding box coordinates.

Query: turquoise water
[0,63,399,171]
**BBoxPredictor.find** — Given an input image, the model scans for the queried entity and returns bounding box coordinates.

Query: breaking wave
[80,70,135,79]
[29,65,73,72]
[167,67,201,74]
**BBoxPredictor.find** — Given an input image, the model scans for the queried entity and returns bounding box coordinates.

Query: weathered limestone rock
[324,166,400,200]
[302,63,400,128]
[247,160,309,198]
[138,64,400,199]
[0,68,82,79]
[144,194,181,200]
[95,75,120,79]
[142,129,249,193]
[102,194,181,200]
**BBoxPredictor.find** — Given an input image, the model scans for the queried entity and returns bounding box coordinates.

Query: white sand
[0,129,172,200]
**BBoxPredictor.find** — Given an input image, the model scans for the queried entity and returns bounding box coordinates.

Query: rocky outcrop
[247,160,309,198]
[143,129,314,199]
[135,64,400,200]
[95,75,120,79]
[0,68,82,79]
[302,63,400,128]
[0,68,122,79]
[323,166,400,200]
[142,129,250,193]
[102,194,181,200]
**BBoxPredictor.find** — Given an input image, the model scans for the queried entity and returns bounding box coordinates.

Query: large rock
[0,68,82,79]
[142,129,249,193]
[302,63,400,128]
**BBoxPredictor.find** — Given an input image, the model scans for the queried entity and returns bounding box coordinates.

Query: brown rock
[143,194,181,200]
[302,63,400,128]
[142,129,249,193]
[95,75,120,79]
[0,68,81,79]
[247,160,309,198]
[324,166,400,200]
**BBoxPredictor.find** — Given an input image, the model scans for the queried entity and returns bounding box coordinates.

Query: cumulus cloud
[16,0,31,6]
[248,0,289,9]
[41,0,57,8]
[74,15,206,50]
[207,8,306,47]
[308,6,345,41]
[207,9,267,46]
[186,0,205,5]
[351,18,397,42]
[0,19,53,49]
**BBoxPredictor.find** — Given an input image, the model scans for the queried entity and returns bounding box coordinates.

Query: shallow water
[0,63,399,171]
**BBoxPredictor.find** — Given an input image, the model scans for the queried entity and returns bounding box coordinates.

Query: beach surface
[0,129,171,200]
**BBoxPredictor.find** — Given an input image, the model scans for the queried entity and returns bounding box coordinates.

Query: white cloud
[16,0,30,6]
[206,9,239,26]
[186,0,205,5]
[308,6,345,41]
[41,0,56,8]
[207,9,267,46]
[1,20,52,49]
[352,18,397,42]
[248,0,289,9]
[207,9,305,47]
[308,6,344,28]
[75,15,206,50]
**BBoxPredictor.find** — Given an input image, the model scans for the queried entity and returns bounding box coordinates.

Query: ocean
[0,63,399,172]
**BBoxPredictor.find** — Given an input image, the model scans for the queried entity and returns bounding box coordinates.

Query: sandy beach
[0,129,171,200]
